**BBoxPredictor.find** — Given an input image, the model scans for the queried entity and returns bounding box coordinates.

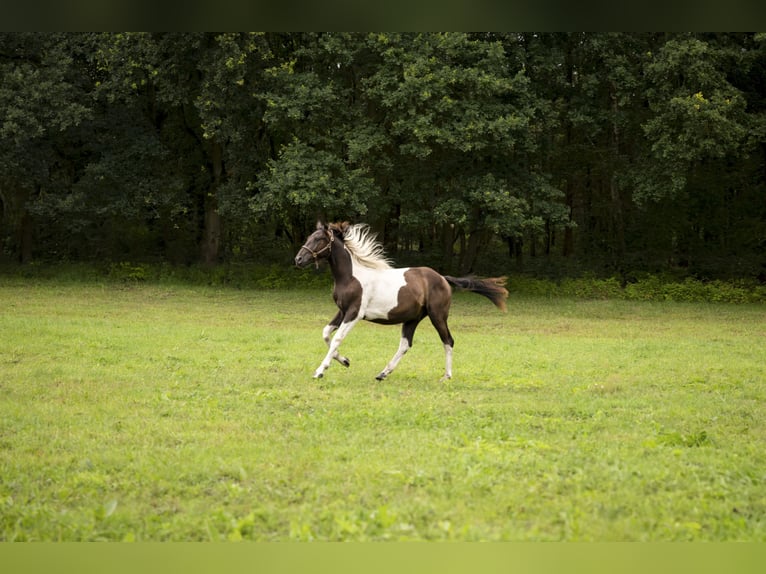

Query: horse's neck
[329,244,355,284]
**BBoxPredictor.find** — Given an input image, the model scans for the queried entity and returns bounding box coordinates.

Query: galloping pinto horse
[294,221,508,381]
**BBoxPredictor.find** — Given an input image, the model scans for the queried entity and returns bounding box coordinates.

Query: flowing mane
[333,223,392,270]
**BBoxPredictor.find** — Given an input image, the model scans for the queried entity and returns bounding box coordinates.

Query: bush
[2,263,764,303]
[623,276,764,304]
[153,263,332,290]
[0,261,334,291]
[509,274,766,304]
[559,276,623,300]
[108,262,148,282]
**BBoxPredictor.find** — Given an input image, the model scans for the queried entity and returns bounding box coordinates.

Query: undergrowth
[2,263,764,303]
[508,275,766,304]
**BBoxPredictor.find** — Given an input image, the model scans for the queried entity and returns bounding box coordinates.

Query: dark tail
[444,275,508,312]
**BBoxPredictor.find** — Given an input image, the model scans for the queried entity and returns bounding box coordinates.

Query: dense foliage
[1,33,765,280]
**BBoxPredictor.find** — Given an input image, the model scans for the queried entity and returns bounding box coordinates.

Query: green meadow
[1,279,764,541]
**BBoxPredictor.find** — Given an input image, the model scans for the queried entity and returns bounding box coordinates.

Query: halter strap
[298,229,334,269]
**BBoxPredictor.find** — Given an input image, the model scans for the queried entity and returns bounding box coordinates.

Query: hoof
[375,372,387,381]
[313,372,324,379]
[340,357,350,368]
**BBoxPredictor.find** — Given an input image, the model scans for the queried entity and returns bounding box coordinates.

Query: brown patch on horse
[332,277,363,323]
[371,268,450,325]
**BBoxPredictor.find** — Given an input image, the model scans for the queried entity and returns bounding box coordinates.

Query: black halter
[297,230,334,269]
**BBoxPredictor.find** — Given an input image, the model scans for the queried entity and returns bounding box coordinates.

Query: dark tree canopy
[1,32,764,280]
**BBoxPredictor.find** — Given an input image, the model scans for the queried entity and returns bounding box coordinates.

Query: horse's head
[294,221,336,268]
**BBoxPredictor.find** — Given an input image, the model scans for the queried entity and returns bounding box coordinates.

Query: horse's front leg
[323,311,350,368]
[314,316,359,378]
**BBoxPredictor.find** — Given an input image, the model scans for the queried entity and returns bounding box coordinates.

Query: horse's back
[357,265,451,324]
[402,266,452,311]
[404,266,449,293]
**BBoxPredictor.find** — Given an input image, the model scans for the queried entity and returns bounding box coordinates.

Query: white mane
[341,224,392,270]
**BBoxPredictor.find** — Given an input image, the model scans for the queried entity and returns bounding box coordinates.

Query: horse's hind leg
[323,311,350,367]
[376,319,420,381]
[428,312,455,382]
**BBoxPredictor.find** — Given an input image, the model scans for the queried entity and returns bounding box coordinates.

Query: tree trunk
[201,198,221,266]
[460,229,485,275]
[507,236,523,267]
[19,209,33,264]
[609,87,626,269]
[441,223,455,272]
[201,140,223,266]
[562,37,576,259]
[563,221,574,257]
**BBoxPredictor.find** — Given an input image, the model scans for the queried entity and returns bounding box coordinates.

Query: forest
[1,32,765,280]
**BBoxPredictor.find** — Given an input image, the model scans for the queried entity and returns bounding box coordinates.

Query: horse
[294,221,508,381]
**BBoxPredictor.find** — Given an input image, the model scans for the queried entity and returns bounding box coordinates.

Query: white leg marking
[314,319,358,378]
[323,324,350,366]
[441,344,453,382]
[377,336,410,380]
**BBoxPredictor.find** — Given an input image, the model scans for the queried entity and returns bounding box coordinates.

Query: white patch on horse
[315,317,359,378]
[323,322,350,367]
[376,335,410,380]
[442,344,453,381]
[352,265,409,321]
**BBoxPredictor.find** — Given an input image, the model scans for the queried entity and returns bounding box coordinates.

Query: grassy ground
[1,279,764,540]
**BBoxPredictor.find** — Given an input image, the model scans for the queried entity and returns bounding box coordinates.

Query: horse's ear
[328,221,348,237]
[316,220,327,231]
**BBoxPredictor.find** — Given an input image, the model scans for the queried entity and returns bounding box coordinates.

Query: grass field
[1,278,765,541]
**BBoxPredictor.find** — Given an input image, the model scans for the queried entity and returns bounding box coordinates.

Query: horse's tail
[444,275,508,312]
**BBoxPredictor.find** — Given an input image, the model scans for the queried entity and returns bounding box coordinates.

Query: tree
[1,33,763,281]
[359,32,564,272]
[634,34,758,276]
[95,32,270,265]
[0,33,92,262]
[253,33,379,249]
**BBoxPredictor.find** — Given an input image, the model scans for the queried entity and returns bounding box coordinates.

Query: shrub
[559,276,623,300]
[108,262,148,282]
[3,263,764,303]
[510,274,765,304]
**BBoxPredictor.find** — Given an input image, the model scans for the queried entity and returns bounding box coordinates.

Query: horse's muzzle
[294,253,311,268]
